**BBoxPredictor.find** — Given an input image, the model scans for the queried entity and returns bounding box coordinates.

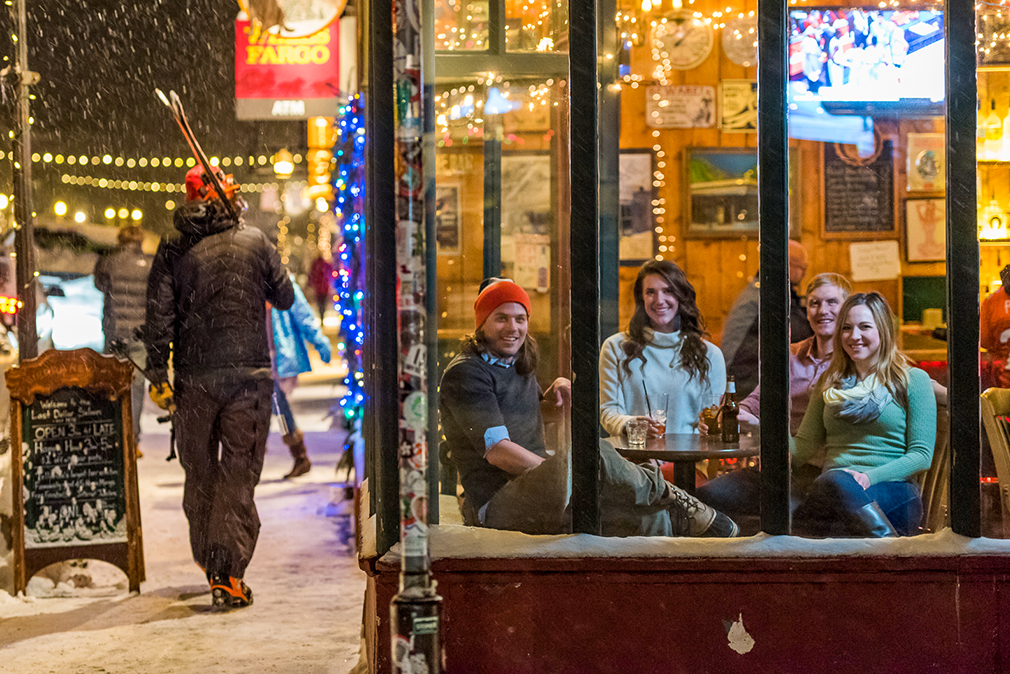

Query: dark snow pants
[175,376,272,579]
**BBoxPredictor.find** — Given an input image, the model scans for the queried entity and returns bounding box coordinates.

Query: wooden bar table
[601,433,760,494]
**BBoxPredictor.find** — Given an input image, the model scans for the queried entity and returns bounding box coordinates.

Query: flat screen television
[788,8,945,117]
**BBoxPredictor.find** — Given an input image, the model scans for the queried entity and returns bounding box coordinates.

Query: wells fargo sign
[235,18,340,120]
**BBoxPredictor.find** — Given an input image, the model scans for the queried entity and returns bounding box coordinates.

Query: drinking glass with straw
[643,382,667,435]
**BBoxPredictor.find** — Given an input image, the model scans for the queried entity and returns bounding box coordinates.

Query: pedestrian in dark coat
[144,165,294,609]
[94,226,152,454]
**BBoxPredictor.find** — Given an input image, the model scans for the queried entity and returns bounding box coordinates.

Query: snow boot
[849,501,898,538]
[209,575,254,609]
[283,429,311,479]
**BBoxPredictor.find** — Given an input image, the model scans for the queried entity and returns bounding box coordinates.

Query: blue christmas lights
[333,95,365,422]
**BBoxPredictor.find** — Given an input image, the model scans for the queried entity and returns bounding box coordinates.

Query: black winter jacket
[144,202,294,383]
[94,242,153,344]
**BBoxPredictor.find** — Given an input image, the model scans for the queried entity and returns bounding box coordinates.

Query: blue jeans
[696,467,923,536]
[272,382,298,436]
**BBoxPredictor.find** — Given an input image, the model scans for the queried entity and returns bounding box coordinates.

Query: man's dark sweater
[439,348,546,511]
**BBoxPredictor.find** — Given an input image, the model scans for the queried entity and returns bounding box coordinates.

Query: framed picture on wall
[906,133,944,193]
[619,151,655,262]
[435,184,461,254]
[718,80,757,132]
[501,153,552,290]
[684,147,758,237]
[905,198,946,262]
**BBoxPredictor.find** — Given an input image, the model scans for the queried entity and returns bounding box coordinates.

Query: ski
[155,88,240,221]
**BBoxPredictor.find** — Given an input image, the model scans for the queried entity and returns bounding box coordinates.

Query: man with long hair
[439,278,738,537]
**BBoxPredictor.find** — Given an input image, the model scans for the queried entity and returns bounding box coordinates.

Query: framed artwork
[905,198,946,262]
[684,148,758,237]
[619,151,655,262]
[435,184,461,254]
[501,154,552,290]
[718,80,757,132]
[906,133,944,193]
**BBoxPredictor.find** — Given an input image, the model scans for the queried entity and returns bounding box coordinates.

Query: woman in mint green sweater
[790,291,936,537]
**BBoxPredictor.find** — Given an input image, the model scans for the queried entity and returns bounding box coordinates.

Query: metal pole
[7,0,37,360]
[946,0,980,537]
[757,0,791,535]
[390,0,441,665]
[569,0,601,534]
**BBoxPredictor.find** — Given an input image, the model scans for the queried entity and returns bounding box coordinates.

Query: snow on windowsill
[381,525,1010,563]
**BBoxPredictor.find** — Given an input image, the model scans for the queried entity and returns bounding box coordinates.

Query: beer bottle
[720,376,740,443]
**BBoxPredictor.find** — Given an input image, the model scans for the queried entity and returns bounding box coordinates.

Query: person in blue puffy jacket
[268,279,332,478]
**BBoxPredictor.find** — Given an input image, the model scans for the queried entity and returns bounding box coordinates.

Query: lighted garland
[334,94,365,422]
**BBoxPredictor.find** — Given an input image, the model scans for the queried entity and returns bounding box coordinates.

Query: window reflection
[435,0,490,51]
[505,0,568,52]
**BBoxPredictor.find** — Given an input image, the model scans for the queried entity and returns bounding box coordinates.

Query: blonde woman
[790,292,936,537]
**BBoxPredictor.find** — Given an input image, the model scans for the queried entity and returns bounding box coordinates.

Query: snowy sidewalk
[0,425,365,674]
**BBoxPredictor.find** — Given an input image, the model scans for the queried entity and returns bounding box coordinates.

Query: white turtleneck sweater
[599,328,727,437]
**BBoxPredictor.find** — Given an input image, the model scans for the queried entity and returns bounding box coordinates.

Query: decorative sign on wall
[906,133,944,193]
[719,80,757,132]
[646,85,715,129]
[7,349,144,594]
[849,240,901,282]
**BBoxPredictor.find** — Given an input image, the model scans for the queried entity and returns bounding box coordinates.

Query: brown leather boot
[283,429,311,479]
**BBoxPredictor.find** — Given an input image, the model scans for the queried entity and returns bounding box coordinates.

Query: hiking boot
[209,575,254,609]
[283,429,311,479]
[699,511,740,538]
[660,482,739,537]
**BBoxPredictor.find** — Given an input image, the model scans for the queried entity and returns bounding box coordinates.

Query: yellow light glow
[118,208,129,219]
[102,154,112,164]
[105,208,115,219]
[131,209,142,220]
[74,211,86,223]
[54,201,67,216]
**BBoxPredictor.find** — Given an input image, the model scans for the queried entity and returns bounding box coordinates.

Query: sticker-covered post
[6,348,144,594]
[389,0,442,667]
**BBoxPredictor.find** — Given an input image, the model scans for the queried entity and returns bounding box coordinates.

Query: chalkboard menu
[6,348,143,594]
[21,387,126,548]
[823,141,896,238]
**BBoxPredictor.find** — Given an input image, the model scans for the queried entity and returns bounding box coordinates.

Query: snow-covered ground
[0,393,365,673]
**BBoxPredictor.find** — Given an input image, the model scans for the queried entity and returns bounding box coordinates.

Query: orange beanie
[474,280,531,329]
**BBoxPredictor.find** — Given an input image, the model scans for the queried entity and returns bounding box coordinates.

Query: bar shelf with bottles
[976,68,1010,285]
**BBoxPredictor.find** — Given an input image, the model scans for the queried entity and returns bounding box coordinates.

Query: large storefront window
[978,5,1010,538]
[367,0,992,550]
[434,45,572,532]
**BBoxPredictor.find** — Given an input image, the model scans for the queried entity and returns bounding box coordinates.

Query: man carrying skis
[144,165,293,609]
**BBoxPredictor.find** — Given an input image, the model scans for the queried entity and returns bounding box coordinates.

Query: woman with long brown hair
[599,260,725,438]
[789,292,936,536]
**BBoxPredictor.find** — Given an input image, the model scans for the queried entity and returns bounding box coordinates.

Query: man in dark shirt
[440,278,738,537]
[720,240,814,399]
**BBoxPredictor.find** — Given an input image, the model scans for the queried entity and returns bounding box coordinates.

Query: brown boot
[283,429,311,479]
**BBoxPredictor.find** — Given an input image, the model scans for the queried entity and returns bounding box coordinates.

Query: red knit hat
[474,280,531,330]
